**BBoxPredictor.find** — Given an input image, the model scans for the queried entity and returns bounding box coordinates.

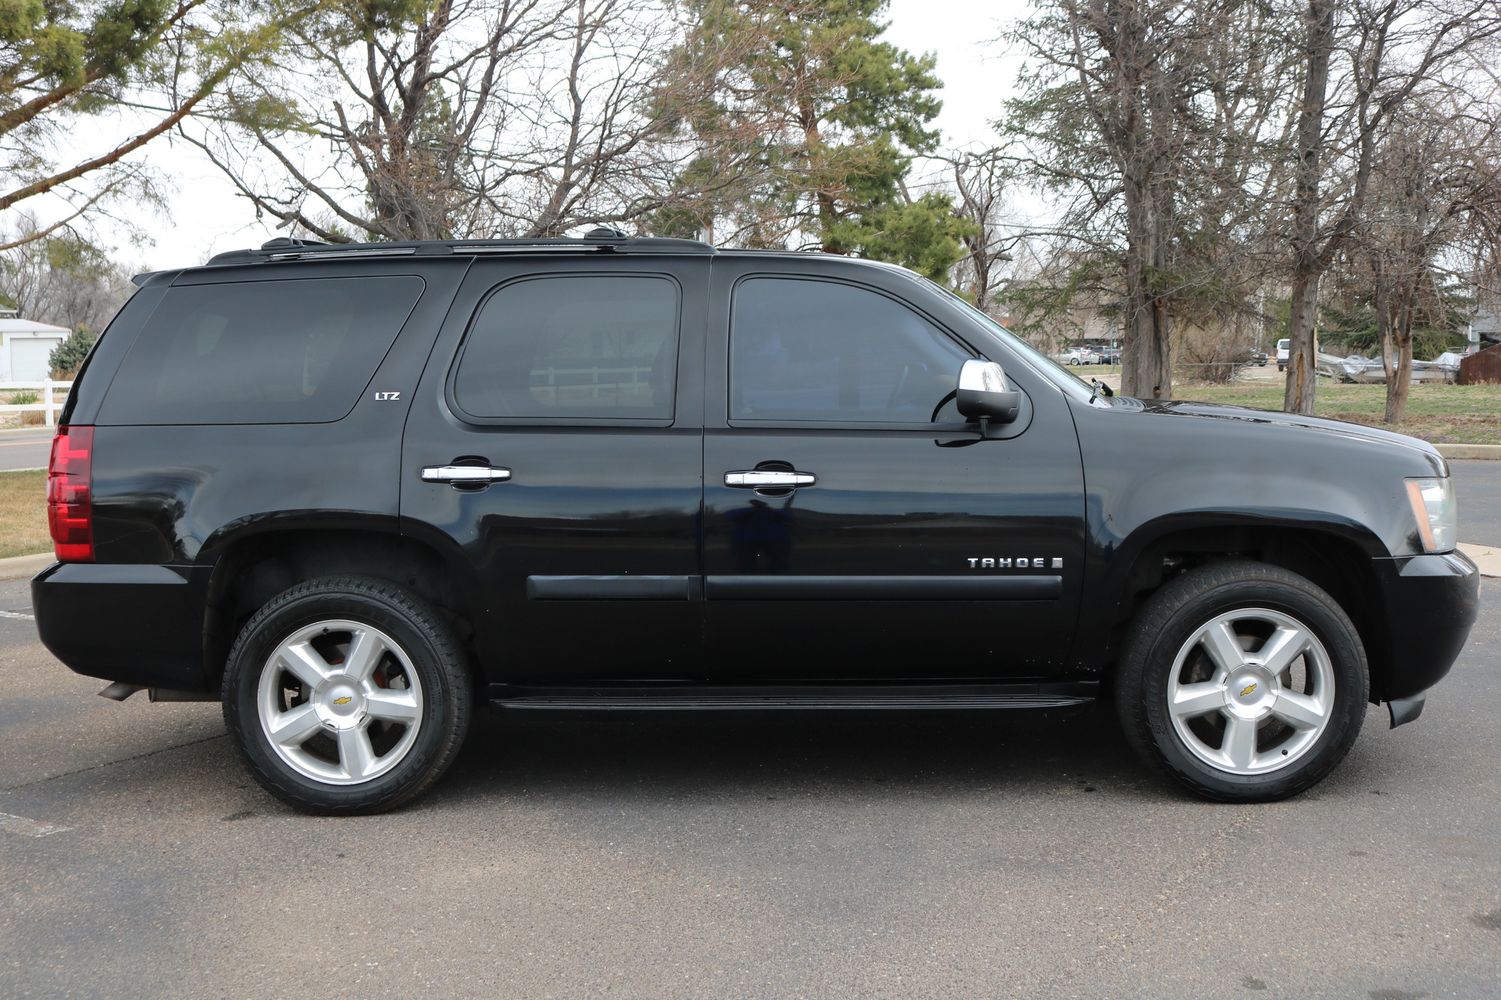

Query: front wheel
[1116,561,1368,802]
[223,576,473,814]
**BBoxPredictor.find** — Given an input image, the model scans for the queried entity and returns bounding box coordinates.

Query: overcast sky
[92,0,1026,271]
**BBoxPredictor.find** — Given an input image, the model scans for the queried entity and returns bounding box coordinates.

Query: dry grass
[0,470,50,559]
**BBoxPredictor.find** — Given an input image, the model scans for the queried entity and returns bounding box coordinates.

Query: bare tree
[1280,0,1501,414]
[1341,87,1501,421]
[944,149,1018,312]
[185,0,690,242]
[1001,0,1292,399]
[0,215,135,331]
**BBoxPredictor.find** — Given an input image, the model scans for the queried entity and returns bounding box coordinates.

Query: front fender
[1069,397,1431,673]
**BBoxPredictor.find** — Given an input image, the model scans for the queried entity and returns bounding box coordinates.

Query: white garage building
[0,308,69,381]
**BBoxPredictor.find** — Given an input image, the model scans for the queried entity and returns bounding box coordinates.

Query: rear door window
[100,276,424,425]
[451,274,680,421]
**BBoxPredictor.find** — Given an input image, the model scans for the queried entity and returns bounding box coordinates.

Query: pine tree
[663,0,970,280]
[1,0,315,250]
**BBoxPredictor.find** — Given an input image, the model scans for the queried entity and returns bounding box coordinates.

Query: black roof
[205,227,715,266]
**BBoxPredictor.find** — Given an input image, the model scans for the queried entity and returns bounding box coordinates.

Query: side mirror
[956,360,1022,424]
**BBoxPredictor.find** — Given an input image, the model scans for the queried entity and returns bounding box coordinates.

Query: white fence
[0,379,74,427]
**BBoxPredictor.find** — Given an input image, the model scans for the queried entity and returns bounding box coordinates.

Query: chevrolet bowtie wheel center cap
[1226,669,1276,717]
[315,679,366,727]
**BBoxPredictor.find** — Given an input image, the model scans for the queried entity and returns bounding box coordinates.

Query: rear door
[701,256,1087,684]
[400,254,707,685]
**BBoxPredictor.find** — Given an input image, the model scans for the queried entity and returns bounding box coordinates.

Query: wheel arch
[1089,514,1391,703]
[201,520,482,685]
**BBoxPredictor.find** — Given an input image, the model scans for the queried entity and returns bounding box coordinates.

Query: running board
[491,683,1095,712]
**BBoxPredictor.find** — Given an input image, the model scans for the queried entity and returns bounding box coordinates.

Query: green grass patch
[0,469,50,559]
[1178,382,1501,445]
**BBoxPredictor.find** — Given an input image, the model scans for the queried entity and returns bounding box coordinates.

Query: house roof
[1476,304,1501,336]
[0,317,69,335]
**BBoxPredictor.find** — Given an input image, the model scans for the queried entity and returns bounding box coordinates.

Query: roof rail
[205,230,713,266]
[260,236,327,252]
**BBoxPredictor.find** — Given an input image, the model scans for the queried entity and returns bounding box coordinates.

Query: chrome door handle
[724,470,816,489]
[421,465,512,484]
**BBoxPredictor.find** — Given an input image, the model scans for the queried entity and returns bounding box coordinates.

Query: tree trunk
[1116,6,1173,400]
[1385,305,1415,424]
[1283,0,1335,416]
[1375,275,1395,385]
[1120,187,1172,399]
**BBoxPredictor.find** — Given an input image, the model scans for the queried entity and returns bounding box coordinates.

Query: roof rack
[206,229,713,266]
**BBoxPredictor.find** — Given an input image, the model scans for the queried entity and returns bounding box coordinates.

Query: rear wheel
[1116,561,1368,802]
[223,576,472,814]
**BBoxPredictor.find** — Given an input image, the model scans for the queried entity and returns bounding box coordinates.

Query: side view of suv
[35,232,1479,813]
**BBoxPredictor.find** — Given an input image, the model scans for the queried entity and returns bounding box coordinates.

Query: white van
[1276,338,1290,372]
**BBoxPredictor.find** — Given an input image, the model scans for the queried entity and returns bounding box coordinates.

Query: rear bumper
[31,562,212,691]
[1370,550,1480,703]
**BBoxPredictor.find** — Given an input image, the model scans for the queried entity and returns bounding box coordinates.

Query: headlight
[1405,477,1456,553]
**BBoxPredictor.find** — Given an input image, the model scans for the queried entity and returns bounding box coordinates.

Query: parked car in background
[1277,338,1290,372]
[1062,347,1095,365]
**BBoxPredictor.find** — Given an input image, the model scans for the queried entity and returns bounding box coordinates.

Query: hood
[1118,397,1443,462]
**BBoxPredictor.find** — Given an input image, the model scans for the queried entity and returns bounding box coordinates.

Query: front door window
[730,277,972,424]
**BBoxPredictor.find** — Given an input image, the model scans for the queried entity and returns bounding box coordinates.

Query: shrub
[48,329,97,378]
[6,390,43,426]
[1175,323,1247,384]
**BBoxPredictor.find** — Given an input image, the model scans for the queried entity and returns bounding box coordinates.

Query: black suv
[34,232,1479,813]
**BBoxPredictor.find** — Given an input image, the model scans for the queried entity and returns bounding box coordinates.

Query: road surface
[1,574,1497,998]
[0,428,50,471]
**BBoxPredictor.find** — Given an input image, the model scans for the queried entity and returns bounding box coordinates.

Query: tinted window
[731,277,972,422]
[102,276,423,425]
[453,276,679,421]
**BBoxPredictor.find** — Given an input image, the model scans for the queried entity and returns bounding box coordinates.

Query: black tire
[1115,560,1368,802]
[222,576,473,814]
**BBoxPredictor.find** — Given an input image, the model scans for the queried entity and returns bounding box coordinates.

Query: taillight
[47,425,94,562]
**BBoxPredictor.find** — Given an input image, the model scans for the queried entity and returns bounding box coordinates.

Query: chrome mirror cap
[956,360,1022,424]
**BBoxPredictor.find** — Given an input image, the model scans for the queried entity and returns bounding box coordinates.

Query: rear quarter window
[98,275,424,425]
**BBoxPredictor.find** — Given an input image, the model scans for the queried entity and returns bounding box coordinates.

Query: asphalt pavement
[1453,460,1501,545]
[0,428,51,472]
[1,572,1498,999]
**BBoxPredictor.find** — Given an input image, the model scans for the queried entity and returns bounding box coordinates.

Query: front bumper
[31,562,213,691]
[1370,550,1479,704]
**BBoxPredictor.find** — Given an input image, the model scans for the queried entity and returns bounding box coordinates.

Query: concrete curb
[1436,443,1501,460]
[0,552,52,581]
[1459,543,1501,579]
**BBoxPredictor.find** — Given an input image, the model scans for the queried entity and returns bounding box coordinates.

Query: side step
[491,683,1096,712]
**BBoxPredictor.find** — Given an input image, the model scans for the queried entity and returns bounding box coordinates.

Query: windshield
[912,274,1100,403]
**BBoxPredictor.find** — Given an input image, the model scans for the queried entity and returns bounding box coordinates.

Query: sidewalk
[1459,543,1501,579]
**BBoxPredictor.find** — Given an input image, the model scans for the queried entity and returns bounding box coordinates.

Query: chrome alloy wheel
[256,620,424,785]
[1166,608,1335,775]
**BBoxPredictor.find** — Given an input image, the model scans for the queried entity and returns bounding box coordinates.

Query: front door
[701,259,1086,683]
[400,255,706,685]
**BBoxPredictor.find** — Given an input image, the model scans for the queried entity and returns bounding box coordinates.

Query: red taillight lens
[47,425,94,562]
